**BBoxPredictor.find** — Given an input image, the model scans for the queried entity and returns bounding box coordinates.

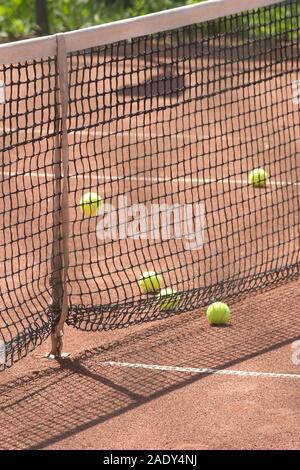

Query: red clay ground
[1,36,300,450]
[0,279,299,450]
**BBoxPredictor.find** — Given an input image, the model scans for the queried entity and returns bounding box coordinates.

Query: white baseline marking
[0,127,207,142]
[102,361,300,380]
[2,170,300,188]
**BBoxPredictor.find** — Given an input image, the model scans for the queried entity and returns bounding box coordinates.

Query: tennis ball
[139,271,162,293]
[80,192,103,216]
[206,301,231,325]
[248,168,269,188]
[157,288,181,311]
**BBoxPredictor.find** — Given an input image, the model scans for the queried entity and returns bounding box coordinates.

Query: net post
[49,78,63,355]
[49,33,70,359]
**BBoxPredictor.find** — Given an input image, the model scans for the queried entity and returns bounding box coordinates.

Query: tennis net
[1,0,300,368]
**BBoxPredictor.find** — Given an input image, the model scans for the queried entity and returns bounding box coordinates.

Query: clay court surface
[0,279,299,450]
[1,24,300,449]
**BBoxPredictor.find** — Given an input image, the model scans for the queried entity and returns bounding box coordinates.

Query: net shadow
[0,279,299,450]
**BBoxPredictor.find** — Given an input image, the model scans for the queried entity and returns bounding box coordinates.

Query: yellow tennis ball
[248,168,269,188]
[139,271,162,293]
[157,288,180,311]
[206,302,231,325]
[80,192,103,216]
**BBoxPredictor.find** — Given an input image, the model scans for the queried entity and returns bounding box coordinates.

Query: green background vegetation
[0,0,201,39]
[0,0,299,40]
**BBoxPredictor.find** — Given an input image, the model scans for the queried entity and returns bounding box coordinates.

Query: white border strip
[102,360,300,380]
[0,0,284,64]
[64,0,284,54]
[0,35,57,66]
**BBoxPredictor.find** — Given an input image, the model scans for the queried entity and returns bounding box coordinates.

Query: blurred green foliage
[0,0,200,38]
[0,0,299,40]
[0,0,35,38]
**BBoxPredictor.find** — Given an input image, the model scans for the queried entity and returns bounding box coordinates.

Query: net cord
[0,0,285,65]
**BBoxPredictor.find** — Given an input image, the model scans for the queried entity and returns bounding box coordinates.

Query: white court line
[0,127,206,142]
[102,361,300,380]
[2,170,300,188]
[71,130,207,141]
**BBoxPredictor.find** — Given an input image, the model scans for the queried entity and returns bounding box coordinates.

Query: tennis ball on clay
[157,288,181,311]
[139,271,162,294]
[206,301,231,325]
[248,168,269,188]
[80,192,103,216]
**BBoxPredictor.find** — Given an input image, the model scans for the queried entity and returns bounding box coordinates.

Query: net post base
[46,328,70,360]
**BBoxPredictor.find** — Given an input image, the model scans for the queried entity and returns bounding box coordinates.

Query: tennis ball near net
[248,168,269,188]
[157,288,181,311]
[80,192,103,216]
[206,301,231,325]
[138,271,162,294]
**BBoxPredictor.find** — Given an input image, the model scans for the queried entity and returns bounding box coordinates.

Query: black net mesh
[66,0,300,331]
[0,57,62,368]
[1,0,300,368]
